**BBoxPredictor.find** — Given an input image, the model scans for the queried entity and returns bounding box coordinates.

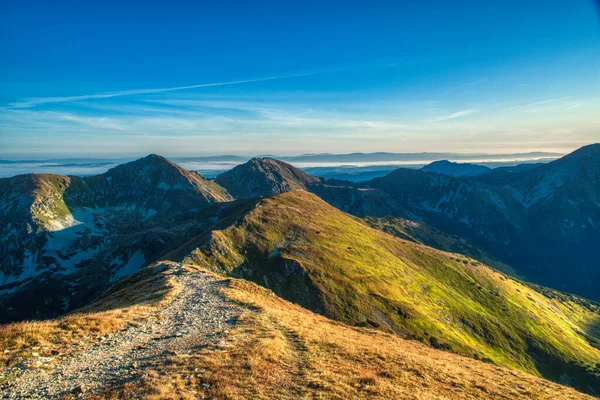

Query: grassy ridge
[184,190,600,394]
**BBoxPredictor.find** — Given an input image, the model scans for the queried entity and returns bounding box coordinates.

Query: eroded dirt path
[2,266,241,399]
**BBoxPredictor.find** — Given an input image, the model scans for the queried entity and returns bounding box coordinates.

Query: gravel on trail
[1,265,241,399]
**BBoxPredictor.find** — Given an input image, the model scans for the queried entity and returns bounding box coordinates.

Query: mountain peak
[100,155,183,183]
[216,157,320,198]
[531,142,600,177]
[562,143,600,159]
[428,159,452,165]
[421,160,491,177]
[248,156,295,167]
[133,153,181,169]
[76,154,232,209]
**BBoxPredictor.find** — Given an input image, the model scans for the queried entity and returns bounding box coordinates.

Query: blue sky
[0,0,599,158]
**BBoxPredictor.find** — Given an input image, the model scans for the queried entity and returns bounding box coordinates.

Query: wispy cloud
[506,96,581,113]
[518,96,574,109]
[431,109,475,122]
[4,59,408,109]
[5,72,317,109]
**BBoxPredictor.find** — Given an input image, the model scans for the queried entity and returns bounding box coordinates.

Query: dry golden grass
[97,273,595,400]
[0,262,181,372]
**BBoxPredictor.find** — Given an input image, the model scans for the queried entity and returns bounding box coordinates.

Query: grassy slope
[2,174,75,230]
[183,190,600,393]
[2,263,593,399]
[364,215,520,277]
[97,274,594,400]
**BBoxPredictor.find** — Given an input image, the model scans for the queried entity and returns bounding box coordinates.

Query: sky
[0,0,599,159]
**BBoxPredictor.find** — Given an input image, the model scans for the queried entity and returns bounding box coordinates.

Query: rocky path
[1,267,241,399]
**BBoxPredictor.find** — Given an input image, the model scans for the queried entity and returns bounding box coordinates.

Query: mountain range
[214,144,600,301]
[0,150,561,180]
[1,143,599,396]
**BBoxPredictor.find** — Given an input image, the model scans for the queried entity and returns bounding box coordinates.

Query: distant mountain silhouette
[421,160,491,176]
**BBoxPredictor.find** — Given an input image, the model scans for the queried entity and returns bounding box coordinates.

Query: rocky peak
[65,155,231,210]
[103,154,188,183]
[216,157,320,198]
